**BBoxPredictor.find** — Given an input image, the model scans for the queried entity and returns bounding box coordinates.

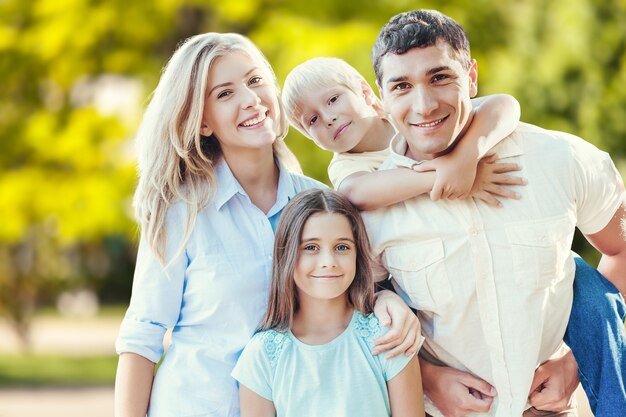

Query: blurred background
[1,0,624,415]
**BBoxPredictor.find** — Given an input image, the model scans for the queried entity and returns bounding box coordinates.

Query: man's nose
[410,86,437,115]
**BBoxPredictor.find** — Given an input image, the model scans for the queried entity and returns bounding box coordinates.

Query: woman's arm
[114,352,155,417]
[240,385,276,417]
[388,355,425,417]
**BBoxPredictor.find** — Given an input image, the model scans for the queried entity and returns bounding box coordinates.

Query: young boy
[282,57,524,210]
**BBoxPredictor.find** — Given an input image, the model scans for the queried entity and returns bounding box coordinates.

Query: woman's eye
[249,76,262,85]
[309,115,318,126]
[217,90,232,99]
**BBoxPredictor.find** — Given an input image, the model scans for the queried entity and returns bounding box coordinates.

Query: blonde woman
[114,33,421,417]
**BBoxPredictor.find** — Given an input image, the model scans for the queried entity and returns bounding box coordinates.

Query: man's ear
[468,59,478,98]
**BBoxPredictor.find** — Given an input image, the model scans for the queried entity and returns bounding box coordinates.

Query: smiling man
[361,9,626,417]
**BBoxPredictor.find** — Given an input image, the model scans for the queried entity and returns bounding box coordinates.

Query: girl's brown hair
[258,189,375,332]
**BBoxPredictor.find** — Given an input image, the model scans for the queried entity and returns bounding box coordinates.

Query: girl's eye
[309,115,318,126]
[217,90,232,99]
[328,95,338,104]
[303,244,318,251]
[336,244,350,252]
[249,76,262,85]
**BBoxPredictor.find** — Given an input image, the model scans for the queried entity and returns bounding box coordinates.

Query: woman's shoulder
[287,171,329,193]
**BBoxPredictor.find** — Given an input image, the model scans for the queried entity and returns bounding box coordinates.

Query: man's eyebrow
[385,66,453,86]
[426,66,451,75]
[384,75,408,85]
[208,67,259,96]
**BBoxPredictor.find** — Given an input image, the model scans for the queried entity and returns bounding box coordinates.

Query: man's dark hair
[372,9,471,85]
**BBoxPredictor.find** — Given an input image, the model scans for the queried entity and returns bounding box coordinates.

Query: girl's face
[201,51,280,156]
[293,212,357,303]
[297,84,379,154]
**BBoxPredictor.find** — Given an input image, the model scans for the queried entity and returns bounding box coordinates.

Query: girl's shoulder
[250,329,292,368]
[350,311,387,346]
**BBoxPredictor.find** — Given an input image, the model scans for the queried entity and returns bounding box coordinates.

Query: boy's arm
[387,355,425,417]
[338,169,436,211]
[239,385,276,417]
[415,94,521,200]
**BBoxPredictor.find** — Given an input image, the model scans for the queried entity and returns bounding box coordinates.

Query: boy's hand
[470,154,526,207]
[413,152,476,201]
[372,290,421,358]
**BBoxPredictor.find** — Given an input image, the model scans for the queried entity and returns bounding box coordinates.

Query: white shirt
[361,123,625,417]
[116,159,324,417]
[327,148,389,189]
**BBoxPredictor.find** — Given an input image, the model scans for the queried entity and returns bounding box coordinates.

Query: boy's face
[378,41,478,160]
[296,84,379,153]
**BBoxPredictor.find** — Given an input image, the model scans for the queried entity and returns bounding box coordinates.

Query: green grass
[0,354,118,387]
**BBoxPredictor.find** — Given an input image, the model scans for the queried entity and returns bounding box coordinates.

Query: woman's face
[201,51,280,156]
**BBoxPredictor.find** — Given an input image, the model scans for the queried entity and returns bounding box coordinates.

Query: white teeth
[241,113,267,127]
[415,118,444,127]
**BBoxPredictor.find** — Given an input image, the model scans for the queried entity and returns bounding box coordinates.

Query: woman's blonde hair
[282,57,384,136]
[134,32,300,264]
[259,189,375,332]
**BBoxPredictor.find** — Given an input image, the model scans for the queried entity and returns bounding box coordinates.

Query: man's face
[378,41,478,160]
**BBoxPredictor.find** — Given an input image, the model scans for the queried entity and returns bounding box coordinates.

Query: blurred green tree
[0,0,624,347]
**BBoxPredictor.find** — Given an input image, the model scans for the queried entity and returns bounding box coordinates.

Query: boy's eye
[249,76,262,85]
[308,115,318,126]
[328,95,338,104]
[217,90,232,99]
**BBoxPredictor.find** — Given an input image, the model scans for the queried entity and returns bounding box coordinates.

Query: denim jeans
[565,256,626,416]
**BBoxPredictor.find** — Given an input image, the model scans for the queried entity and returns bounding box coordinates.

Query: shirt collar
[387,131,524,169]
[213,157,298,215]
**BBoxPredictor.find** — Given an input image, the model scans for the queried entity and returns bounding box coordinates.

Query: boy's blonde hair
[282,57,384,136]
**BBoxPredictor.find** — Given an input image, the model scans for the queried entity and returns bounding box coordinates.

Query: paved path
[0,386,113,417]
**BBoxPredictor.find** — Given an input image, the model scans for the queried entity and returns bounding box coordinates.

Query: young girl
[232,189,425,417]
[282,57,525,210]
[114,34,419,417]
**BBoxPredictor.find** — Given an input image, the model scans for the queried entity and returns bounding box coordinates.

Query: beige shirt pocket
[383,238,452,313]
[505,215,573,290]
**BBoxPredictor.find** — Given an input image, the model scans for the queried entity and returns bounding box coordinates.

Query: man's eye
[432,74,449,82]
[392,82,410,91]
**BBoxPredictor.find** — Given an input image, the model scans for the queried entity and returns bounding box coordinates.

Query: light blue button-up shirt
[116,159,325,417]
